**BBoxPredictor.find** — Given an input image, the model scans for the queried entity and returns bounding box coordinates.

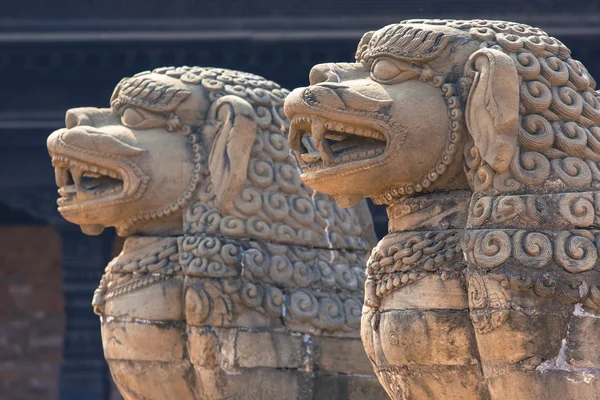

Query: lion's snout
[66,107,120,129]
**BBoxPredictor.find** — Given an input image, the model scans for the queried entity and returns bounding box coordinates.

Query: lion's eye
[370,58,420,84]
[121,107,145,127]
[371,59,403,81]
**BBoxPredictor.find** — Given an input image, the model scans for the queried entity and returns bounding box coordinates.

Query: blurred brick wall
[0,226,63,400]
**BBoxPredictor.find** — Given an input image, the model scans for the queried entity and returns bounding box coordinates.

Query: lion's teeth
[289,126,303,153]
[55,167,68,187]
[83,171,102,179]
[71,168,82,185]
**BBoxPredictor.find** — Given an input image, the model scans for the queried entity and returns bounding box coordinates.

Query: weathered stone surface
[285,18,600,398]
[235,330,303,369]
[102,320,186,362]
[47,66,384,399]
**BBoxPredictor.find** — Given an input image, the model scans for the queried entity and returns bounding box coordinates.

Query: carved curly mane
[401,20,600,194]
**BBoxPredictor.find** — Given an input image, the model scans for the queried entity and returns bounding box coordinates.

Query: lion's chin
[80,224,106,236]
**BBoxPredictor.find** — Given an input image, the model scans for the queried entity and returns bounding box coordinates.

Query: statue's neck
[386,191,471,233]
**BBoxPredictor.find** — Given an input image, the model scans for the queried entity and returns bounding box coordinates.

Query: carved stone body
[285,19,600,399]
[47,66,387,399]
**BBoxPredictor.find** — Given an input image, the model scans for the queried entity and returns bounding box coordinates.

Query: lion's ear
[207,95,257,213]
[465,48,519,173]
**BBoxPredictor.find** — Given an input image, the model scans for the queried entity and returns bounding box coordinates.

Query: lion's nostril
[309,64,335,85]
[65,110,93,129]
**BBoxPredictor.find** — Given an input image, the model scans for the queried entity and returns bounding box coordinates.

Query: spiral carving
[492,196,526,223]
[333,264,358,291]
[550,86,583,120]
[273,224,297,242]
[182,236,202,253]
[520,81,552,113]
[243,248,268,278]
[522,35,548,56]
[219,215,246,236]
[539,56,569,86]
[254,106,272,129]
[551,157,592,188]
[510,150,550,185]
[510,51,540,80]
[554,122,587,158]
[471,197,492,226]
[263,133,290,162]
[473,231,511,269]
[291,246,317,263]
[262,193,290,221]
[290,197,316,225]
[554,231,597,273]
[513,230,552,268]
[581,92,600,125]
[474,165,494,191]
[241,282,264,308]
[567,59,592,91]
[247,159,274,189]
[316,296,345,330]
[519,114,554,151]
[559,194,595,226]
[587,127,600,155]
[288,290,319,321]
[233,187,262,215]
[292,262,315,287]
[196,237,221,258]
[220,243,241,265]
[264,286,284,317]
[185,287,211,325]
[344,297,362,328]
[533,273,559,297]
[317,261,337,288]
[275,164,301,194]
[247,216,271,239]
[496,33,523,52]
[268,254,294,284]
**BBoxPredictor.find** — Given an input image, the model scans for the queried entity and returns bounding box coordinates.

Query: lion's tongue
[300,135,363,164]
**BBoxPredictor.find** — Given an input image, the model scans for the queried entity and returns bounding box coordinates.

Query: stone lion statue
[47,66,387,399]
[285,19,600,399]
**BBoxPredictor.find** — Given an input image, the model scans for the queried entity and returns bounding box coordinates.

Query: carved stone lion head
[48,66,376,247]
[284,19,599,206]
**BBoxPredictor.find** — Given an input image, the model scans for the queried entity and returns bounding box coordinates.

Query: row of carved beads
[184,202,368,250]
[463,229,600,273]
[373,81,464,205]
[184,278,362,334]
[366,231,463,298]
[179,235,367,294]
[470,192,600,229]
[104,273,182,302]
[103,239,180,294]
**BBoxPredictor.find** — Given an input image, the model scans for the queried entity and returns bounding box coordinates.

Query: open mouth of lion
[289,115,387,172]
[52,154,124,210]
